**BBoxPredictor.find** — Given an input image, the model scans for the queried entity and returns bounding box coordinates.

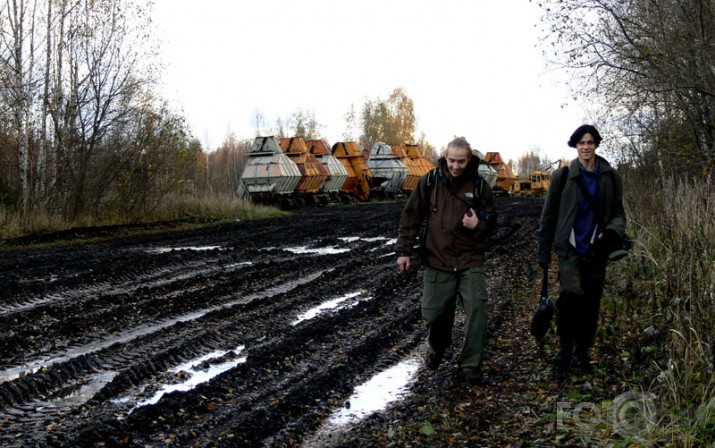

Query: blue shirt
[572,162,601,254]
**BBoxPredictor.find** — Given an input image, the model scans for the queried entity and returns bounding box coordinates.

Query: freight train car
[392,144,435,192]
[331,141,374,202]
[366,142,409,198]
[305,139,349,202]
[484,151,516,196]
[403,144,435,190]
[280,137,330,204]
[237,136,302,207]
[238,136,496,207]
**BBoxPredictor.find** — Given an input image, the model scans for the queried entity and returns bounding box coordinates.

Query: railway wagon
[237,136,302,205]
[396,144,434,191]
[305,139,349,200]
[279,137,330,204]
[366,142,409,197]
[331,141,374,202]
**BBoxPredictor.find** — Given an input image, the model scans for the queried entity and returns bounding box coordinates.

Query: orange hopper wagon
[391,145,421,191]
[305,139,349,198]
[280,137,330,198]
[484,151,516,196]
[402,144,435,191]
[331,141,373,202]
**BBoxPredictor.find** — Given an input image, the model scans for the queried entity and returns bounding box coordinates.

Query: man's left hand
[462,208,479,229]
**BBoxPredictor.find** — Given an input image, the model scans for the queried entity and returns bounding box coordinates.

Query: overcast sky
[151,0,588,164]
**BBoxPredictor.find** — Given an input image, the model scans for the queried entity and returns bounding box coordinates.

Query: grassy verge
[615,176,715,447]
[0,192,287,242]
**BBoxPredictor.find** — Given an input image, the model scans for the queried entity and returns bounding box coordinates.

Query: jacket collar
[437,155,480,185]
[569,155,612,177]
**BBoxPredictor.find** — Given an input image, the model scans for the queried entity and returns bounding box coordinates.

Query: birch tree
[0,0,38,214]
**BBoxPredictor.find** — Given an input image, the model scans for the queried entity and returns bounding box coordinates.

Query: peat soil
[0,197,636,447]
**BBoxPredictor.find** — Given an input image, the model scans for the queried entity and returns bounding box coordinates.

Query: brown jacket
[395,156,497,271]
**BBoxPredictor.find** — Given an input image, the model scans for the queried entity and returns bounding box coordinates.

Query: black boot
[553,337,574,370]
[424,348,443,370]
[572,341,592,371]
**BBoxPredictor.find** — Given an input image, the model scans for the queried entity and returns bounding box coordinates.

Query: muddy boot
[462,367,488,386]
[424,348,443,371]
[553,337,574,370]
[572,341,592,372]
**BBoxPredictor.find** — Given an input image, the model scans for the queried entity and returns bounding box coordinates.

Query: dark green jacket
[537,156,626,263]
[395,156,497,271]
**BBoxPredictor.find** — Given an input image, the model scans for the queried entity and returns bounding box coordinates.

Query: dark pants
[422,266,488,369]
[556,248,607,347]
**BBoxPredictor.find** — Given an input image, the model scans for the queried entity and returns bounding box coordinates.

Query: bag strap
[426,167,484,213]
[560,166,569,192]
[426,168,438,213]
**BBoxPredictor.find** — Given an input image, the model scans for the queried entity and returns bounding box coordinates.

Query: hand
[594,229,619,256]
[462,208,479,229]
[397,256,411,273]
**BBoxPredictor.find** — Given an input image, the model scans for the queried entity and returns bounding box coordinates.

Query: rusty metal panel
[485,151,516,190]
[305,139,330,156]
[405,144,435,176]
[305,140,349,193]
[392,145,424,191]
[332,141,372,201]
[280,137,330,194]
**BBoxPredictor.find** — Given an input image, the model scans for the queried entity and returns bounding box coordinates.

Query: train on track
[237,136,501,207]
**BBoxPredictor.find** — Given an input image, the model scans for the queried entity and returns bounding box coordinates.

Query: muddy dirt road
[0,197,544,447]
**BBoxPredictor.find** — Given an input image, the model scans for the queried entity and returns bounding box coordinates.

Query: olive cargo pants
[422,266,488,369]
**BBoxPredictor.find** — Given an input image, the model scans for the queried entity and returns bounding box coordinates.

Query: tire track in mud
[0,204,409,447]
[0,200,542,447]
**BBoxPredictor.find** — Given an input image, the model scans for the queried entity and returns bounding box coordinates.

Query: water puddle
[283,246,350,255]
[329,357,419,425]
[259,237,395,257]
[338,236,391,244]
[147,245,222,254]
[134,346,246,410]
[291,291,367,325]
[0,269,329,384]
[338,236,396,253]
[381,238,397,246]
[38,372,116,409]
[303,357,420,447]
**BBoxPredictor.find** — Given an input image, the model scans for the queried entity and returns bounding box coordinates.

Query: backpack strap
[560,166,569,192]
[473,173,485,197]
[425,168,439,213]
[426,167,485,213]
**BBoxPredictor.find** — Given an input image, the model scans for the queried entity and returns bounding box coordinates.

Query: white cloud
[152,0,587,164]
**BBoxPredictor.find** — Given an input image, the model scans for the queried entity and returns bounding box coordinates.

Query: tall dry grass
[0,192,285,241]
[618,175,715,446]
